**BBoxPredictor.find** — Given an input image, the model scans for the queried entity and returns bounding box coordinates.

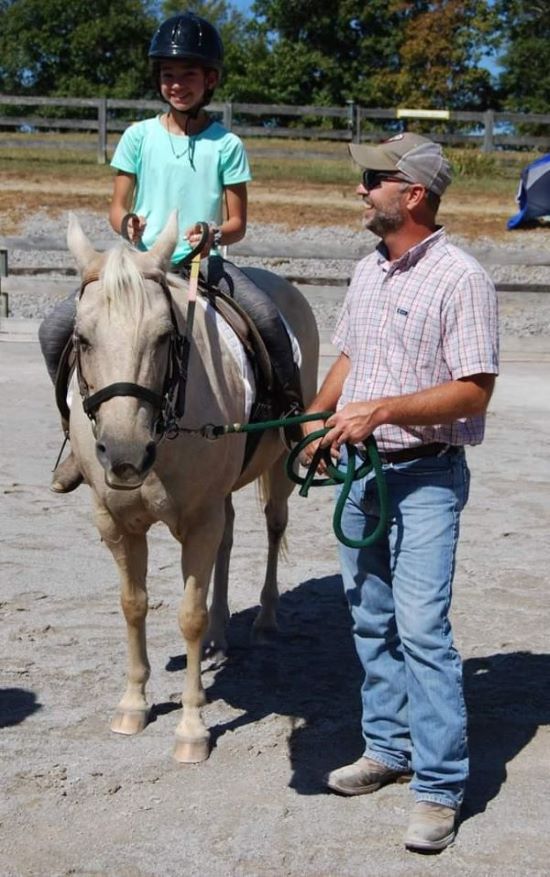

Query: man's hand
[298,417,341,474]
[321,401,383,452]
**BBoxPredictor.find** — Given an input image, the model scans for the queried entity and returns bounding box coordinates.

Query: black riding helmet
[149,11,224,71]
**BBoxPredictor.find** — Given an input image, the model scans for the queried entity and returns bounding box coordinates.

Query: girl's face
[159,61,218,111]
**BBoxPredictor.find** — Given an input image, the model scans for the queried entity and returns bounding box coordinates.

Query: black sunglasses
[362,170,413,190]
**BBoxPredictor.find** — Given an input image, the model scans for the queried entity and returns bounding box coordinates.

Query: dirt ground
[1,163,550,874]
[1,312,550,875]
[0,169,542,242]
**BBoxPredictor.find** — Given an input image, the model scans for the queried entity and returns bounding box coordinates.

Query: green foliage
[448,149,498,178]
[494,0,550,114]
[394,0,497,110]
[0,0,157,98]
[247,0,497,110]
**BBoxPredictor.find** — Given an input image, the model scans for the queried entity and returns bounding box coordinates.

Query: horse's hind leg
[253,453,293,638]
[204,494,234,662]
[94,504,150,735]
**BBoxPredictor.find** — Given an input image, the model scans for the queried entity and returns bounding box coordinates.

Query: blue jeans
[337,446,470,809]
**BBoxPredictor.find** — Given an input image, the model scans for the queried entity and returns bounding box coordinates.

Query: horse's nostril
[143,441,156,469]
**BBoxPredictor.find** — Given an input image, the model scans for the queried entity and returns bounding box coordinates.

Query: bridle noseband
[74,272,187,440]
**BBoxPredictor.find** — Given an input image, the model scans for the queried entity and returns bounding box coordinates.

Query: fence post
[97,98,107,164]
[0,248,8,318]
[482,109,495,152]
[223,101,233,131]
[346,100,356,141]
[355,106,363,143]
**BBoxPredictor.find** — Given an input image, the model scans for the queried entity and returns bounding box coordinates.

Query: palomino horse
[66,213,319,762]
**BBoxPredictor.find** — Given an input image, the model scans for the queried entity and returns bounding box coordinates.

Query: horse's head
[67,213,181,490]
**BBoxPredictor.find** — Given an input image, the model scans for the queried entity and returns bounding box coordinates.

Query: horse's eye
[76,334,91,351]
[158,331,172,345]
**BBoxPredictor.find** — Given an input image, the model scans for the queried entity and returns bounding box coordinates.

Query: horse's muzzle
[96,437,157,490]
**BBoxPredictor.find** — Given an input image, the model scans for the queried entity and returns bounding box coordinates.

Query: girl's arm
[109,171,145,244]
[221,182,247,244]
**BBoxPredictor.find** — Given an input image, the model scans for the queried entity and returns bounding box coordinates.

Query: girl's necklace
[166,114,189,159]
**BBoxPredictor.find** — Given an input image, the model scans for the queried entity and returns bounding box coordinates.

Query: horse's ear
[67,213,100,273]
[148,211,178,271]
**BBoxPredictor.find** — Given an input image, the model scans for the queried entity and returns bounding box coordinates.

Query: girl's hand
[125,214,146,244]
[185,223,217,256]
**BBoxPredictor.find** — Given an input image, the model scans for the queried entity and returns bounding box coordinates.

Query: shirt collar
[375,226,446,273]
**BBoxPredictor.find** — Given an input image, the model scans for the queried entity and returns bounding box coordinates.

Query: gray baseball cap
[349,133,452,196]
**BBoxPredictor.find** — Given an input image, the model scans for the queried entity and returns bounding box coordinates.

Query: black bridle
[74,272,187,440]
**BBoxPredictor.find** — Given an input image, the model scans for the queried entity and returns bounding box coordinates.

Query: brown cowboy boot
[50,418,83,494]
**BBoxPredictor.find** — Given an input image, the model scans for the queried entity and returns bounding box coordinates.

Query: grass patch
[0,131,533,199]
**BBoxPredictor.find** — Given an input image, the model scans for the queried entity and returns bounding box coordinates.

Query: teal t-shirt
[111,116,252,261]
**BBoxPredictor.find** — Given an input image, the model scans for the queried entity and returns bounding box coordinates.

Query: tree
[495,0,550,114]
[394,0,496,110]
[248,0,408,106]
[0,0,157,98]
[245,0,497,109]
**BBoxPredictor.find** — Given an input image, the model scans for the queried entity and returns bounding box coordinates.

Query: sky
[231,0,253,12]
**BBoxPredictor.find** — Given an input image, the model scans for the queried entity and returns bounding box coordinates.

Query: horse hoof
[251,625,278,646]
[111,708,149,735]
[202,647,227,670]
[173,734,210,763]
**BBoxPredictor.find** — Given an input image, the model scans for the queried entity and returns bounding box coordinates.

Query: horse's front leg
[94,503,150,735]
[174,509,225,763]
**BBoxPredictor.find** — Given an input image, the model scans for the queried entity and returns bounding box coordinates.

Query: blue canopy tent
[507,153,550,229]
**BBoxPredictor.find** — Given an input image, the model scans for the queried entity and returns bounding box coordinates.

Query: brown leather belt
[378,442,460,464]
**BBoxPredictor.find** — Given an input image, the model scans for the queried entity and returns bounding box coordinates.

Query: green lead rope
[202,411,389,549]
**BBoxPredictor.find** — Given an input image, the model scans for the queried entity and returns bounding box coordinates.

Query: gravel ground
[3,209,550,337]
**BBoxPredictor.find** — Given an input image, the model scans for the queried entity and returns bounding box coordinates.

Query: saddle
[199,282,304,465]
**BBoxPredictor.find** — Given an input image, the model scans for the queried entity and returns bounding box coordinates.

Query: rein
[176,411,389,549]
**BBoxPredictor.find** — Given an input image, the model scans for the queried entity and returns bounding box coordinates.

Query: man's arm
[322,373,495,449]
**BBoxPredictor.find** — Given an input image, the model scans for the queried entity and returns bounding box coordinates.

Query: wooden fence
[1,94,550,163]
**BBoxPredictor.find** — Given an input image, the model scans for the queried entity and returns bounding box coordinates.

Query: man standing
[304,133,498,852]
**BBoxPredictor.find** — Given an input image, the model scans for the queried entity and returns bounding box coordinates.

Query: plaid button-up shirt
[332,227,499,451]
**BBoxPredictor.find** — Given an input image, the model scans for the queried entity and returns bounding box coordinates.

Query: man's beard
[364,200,405,237]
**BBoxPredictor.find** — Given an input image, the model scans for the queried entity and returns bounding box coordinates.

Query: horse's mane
[101,243,151,324]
